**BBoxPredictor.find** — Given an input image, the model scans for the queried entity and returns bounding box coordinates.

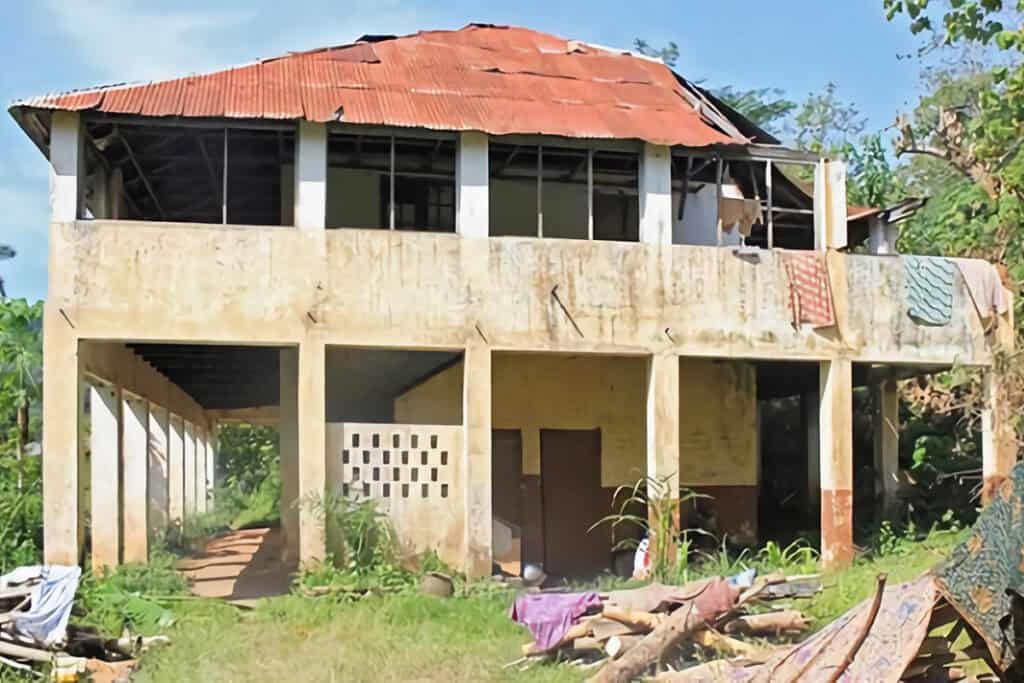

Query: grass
[123,528,968,683]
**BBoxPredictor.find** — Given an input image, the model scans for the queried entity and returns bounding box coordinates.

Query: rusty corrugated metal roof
[10,24,744,147]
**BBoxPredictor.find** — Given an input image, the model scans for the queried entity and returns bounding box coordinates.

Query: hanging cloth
[904,255,956,326]
[780,250,835,329]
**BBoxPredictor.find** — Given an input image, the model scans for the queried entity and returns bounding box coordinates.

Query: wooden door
[540,429,611,578]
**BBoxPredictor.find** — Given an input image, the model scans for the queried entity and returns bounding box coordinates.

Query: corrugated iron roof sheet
[11,24,743,147]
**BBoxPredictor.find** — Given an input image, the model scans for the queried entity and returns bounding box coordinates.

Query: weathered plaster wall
[49,221,991,367]
[679,358,757,486]
[395,354,757,489]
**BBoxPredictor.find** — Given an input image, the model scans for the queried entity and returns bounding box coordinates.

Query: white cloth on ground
[0,564,81,645]
[952,258,1009,320]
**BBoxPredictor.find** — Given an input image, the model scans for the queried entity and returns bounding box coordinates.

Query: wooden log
[0,638,56,663]
[601,605,664,631]
[572,637,604,652]
[722,610,811,636]
[590,618,636,642]
[693,628,767,659]
[604,635,644,659]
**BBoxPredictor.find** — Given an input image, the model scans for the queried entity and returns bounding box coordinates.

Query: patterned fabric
[904,255,956,326]
[933,462,1024,668]
[780,251,835,329]
[731,575,937,682]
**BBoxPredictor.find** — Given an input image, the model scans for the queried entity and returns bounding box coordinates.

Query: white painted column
[646,352,680,504]
[183,422,197,518]
[456,131,489,238]
[168,415,185,527]
[195,429,208,515]
[814,160,848,251]
[90,383,121,572]
[819,359,853,570]
[982,369,1017,503]
[297,340,327,564]
[49,111,82,222]
[874,379,900,518]
[121,394,149,563]
[206,422,217,510]
[638,143,673,245]
[463,344,492,577]
[147,405,170,535]
[294,121,327,229]
[279,348,300,562]
[42,307,81,565]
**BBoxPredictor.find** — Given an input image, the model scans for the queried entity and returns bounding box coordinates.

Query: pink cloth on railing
[511,591,602,651]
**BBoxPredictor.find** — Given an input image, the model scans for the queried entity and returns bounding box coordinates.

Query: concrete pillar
[638,143,673,245]
[121,394,149,563]
[279,348,300,562]
[982,369,1017,503]
[42,306,81,565]
[147,405,170,535]
[802,392,821,513]
[297,340,327,564]
[49,111,81,222]
[873,379,900,519]
[814,160,848,251]
[90,383,121,572]
[207,422,218,510]
[646,351,680,517]
[819,358,854,570]
[195,429,208,515]
[167,415,185,526]
[294,121,327,229]
[867,216,899,255]
[183,422,196,518]
[456,131,489,238]
[463,345,492,577]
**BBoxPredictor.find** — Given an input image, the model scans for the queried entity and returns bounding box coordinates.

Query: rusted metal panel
[11,24,744,147]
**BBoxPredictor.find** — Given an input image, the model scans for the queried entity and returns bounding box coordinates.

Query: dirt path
[175,527,296,604]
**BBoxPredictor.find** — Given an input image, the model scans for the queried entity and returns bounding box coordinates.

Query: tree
[0,299,42,492]
[715,86,797,135]
[632,39,679,67]
[793,82,867,156]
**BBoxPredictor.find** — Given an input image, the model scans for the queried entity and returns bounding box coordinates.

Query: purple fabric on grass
[511,591,602,651]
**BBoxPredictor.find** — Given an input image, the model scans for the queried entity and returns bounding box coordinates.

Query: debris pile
[509,572,820,681]
[0,565,166,681]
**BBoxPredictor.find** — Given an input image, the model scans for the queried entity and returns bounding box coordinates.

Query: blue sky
[0,0,925,302]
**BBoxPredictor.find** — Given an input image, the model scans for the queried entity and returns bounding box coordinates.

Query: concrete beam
[297,340,327,564]
[148,405,170,534]
[279,348,299,562]
[639,143,672,245]
[183,422,196,518]
[122,394,149,563]
[90,383,121,571]
[50,111,81,222]
[463,344,492,577]
[294,121,327,229]
[42,305,81,565]
[456,131,489,238]
[819,358,853,570]
[168,415,185,527]
[874,379,900,519]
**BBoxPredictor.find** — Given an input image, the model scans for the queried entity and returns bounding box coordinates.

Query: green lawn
[129,529,967,683]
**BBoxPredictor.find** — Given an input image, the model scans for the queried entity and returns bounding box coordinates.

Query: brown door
[540,429,611,578]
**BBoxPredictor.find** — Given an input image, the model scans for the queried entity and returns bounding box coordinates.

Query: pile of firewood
[511,573,819,681]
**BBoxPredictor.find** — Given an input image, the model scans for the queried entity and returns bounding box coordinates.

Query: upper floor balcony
[39,113,1007,367]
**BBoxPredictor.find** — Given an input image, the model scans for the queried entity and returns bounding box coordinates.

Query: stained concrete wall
[395,354,756,490]
[49,222,992,368]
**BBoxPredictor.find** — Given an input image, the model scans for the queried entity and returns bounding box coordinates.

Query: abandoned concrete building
[11,24,1015,579]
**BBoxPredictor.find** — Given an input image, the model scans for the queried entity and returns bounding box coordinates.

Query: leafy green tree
[793,82,867,156]
[0,299,42,492]
[632,38,679,66]
[714,86,797,135]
